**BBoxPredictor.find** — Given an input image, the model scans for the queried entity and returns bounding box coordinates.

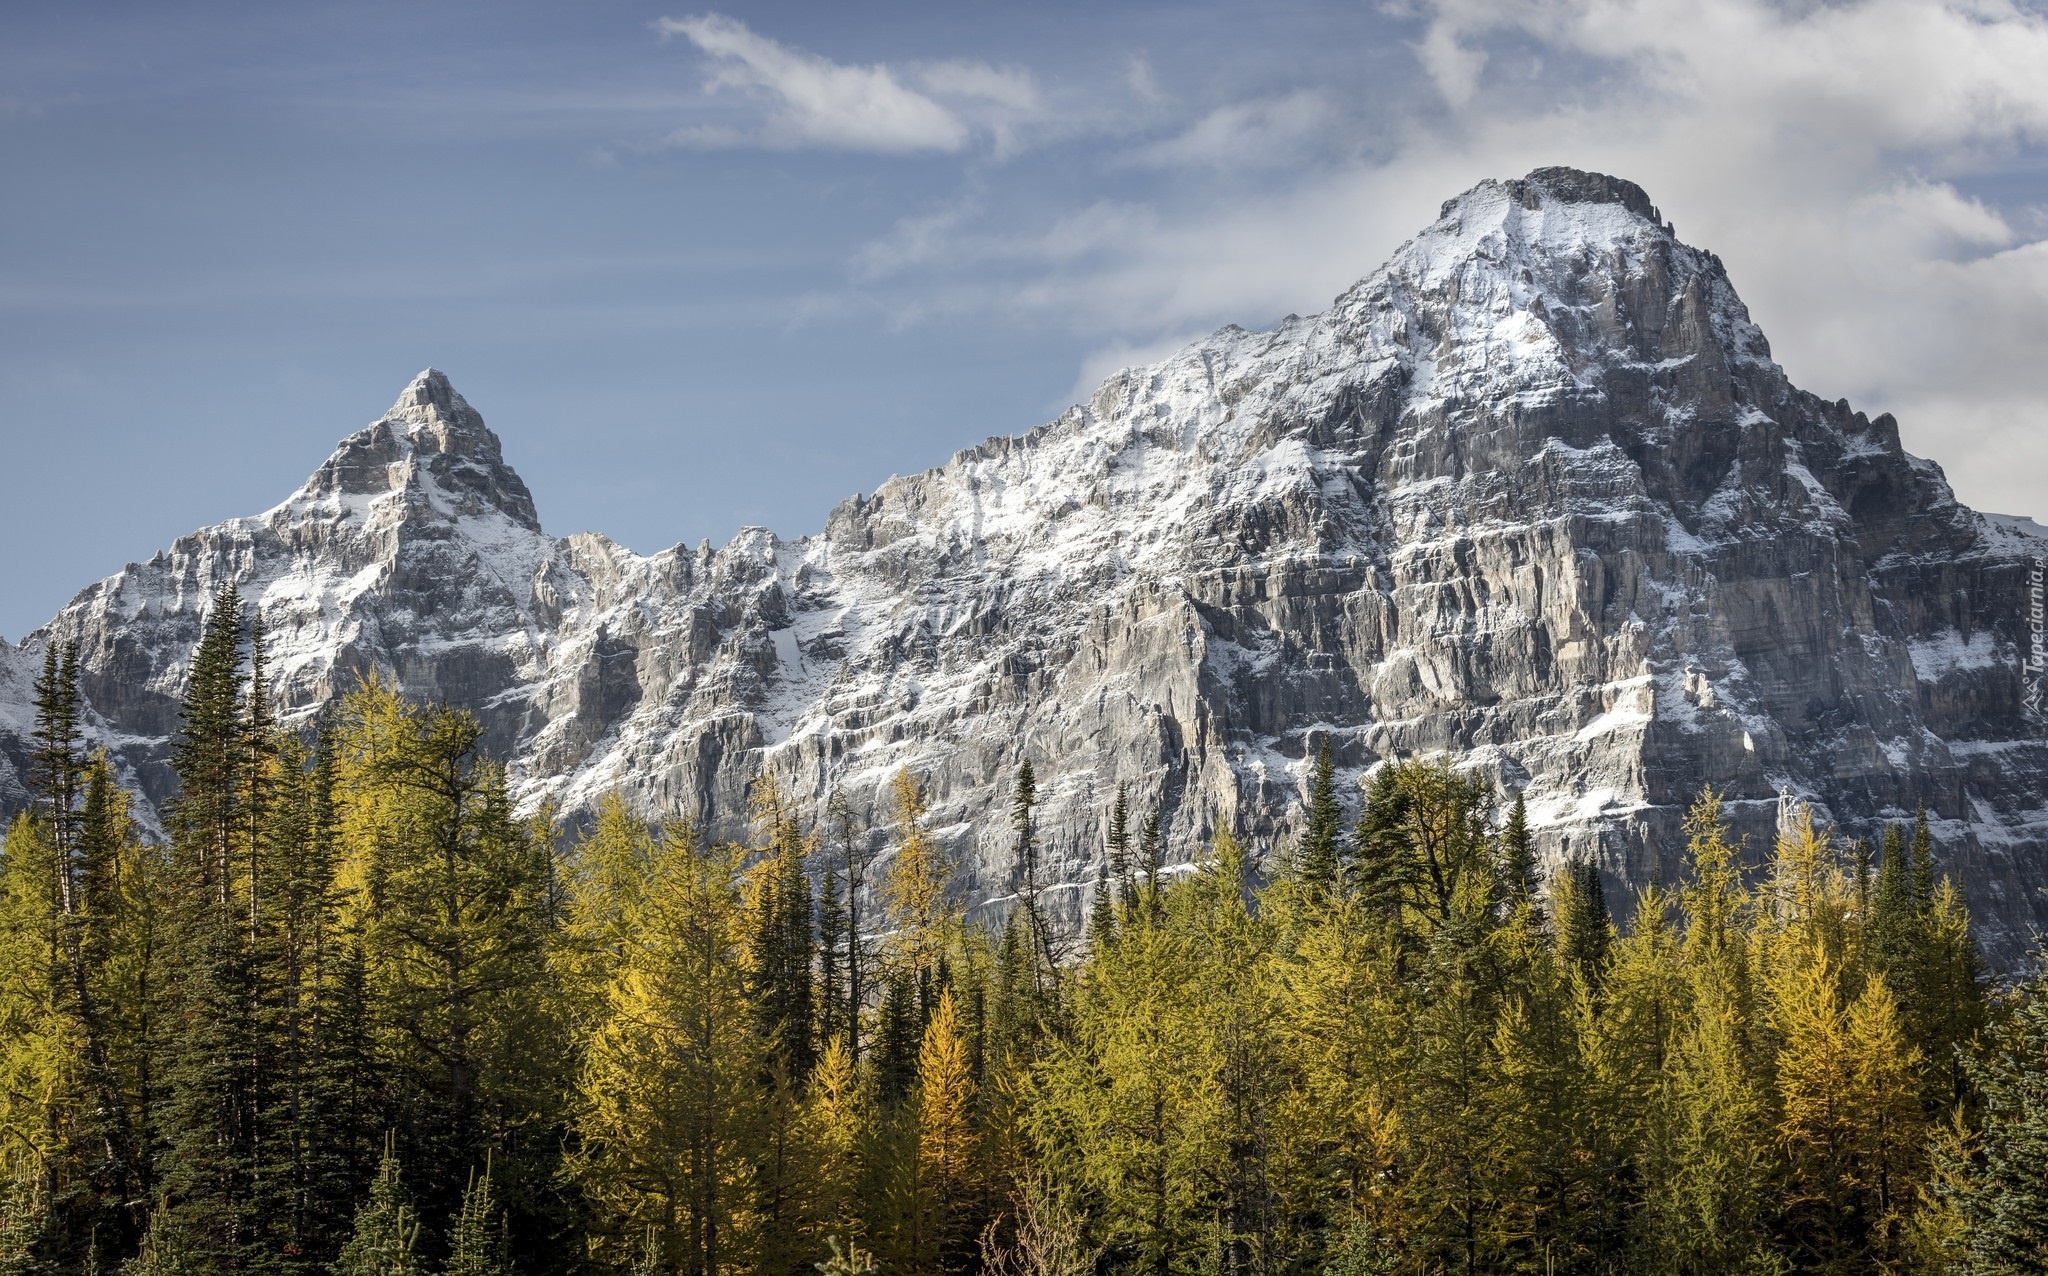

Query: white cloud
[852,0,2048,519]
[1123,55,1165,106]
[655,13,1044,155]
[1142,91,1336,170]
[916,60,1038,112]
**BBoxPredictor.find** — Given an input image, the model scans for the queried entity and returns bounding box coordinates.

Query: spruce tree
[1087,860,1115,955]
[443,1159,506,1276]
[0,1167,52,1276]
[1942,952,2048,1272]
[333,1142,420,1276]
[825,792,872,1067]
[1010,762,1053,984]
[986,914,1036,1072]
[1106,784,1134,919]
[1557,860,1613,988]
[30,641,84,898]
[1296,740,1342,896]
[1138,804,1164,925]
[120,1202,193,1276]
[875,970,922,1108]
[156,585,262,1269]
[1909,805,1938,911]
[1500,790,1536,915]
[818,868,849,1053]
[1871,823,1914,979]
[1350,765,1413,924]
[747,777,817,1082]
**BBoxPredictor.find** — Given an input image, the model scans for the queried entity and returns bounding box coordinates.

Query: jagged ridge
[4,167,2045,958]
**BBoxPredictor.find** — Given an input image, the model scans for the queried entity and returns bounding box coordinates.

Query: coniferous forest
[6,589,2048,1276]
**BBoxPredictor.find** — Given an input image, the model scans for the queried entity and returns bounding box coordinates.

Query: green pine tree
[154,586,263,1268]
[443,1159,506,1276]
[1499,791,1536,917]
[333,1142,421,1276]
[1138,803,1165,925]
[1106,784,1134,920]
[1556,860,1613,989]
[1296,740,1343,896]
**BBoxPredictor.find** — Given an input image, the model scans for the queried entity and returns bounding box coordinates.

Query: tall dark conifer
[1351,765,1414,923]
[1011,762,1053,986]
[157,584,260,1269]
[747,782,816,1083]
[826,793,871,1065]
[1909,805,1938,910]
[776,826,817,1082]
[1295,740,1342,896]
[1087,859,1115,954]
[817,868,848,1051]
[875,970,921,1107]
[1139,803,1164,924]
[1558,860,1613,988]
[1106,784,1134,919]
[30,641,84,883]
[1500,790,1536,915]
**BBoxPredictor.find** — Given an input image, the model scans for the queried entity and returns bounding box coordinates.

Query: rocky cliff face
[5,167,2046,957]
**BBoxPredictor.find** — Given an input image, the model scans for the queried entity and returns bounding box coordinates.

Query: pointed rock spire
[286,368,542,532]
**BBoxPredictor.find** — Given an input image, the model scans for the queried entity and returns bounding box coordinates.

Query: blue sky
[4,0,2047,639]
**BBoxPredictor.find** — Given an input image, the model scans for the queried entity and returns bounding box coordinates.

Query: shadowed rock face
[4,167,2046,959]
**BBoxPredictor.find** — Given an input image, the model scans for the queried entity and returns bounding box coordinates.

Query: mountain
[4,166,2046,956]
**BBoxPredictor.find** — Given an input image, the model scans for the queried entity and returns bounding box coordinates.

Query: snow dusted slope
[4,167,2046,956]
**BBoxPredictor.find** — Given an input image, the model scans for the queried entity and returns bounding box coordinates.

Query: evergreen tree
[1919,877,1987,1112]
[985,915,1038,1076]
[1871,823,1913,978]
[1499,791,1536,916]
[0,1167,52,1276]
[1138,804,1164,925]
[824,792,874,1068]
[155,585,262,1269]
[1106,784,1134,920]
[1909,806,1938,911]
[120,1202,193,1276]
[30,641,85,898]
[1011,763,1054,985]
[817,868,849,1054]
[1087,860,1115,957]
[1349,766,1413,925]
[443,1159,506,1276]
[1295,740,1342,897]
[333,685,567,1256]
[1942,951,2048,1272]
[1557,860,1613,988]
[333,1142,420,1276]
[875,970,922,1109]
[747,775,817,1082]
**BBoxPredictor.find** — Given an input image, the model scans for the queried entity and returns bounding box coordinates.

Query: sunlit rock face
[4,167,2045,959]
